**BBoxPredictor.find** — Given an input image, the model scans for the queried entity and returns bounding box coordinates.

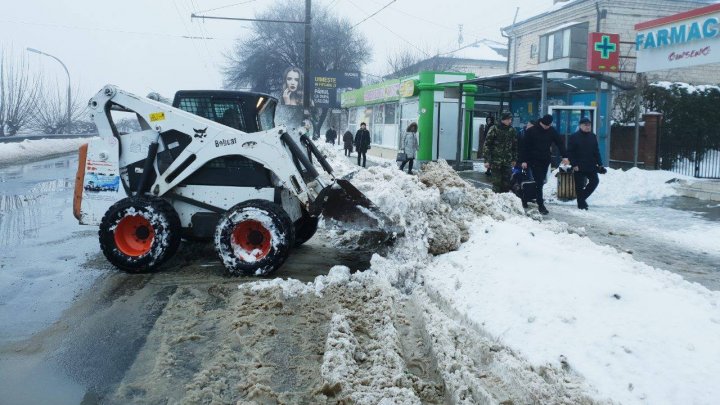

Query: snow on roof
[444,40,507,62]
[548,0,582,12]
[651,81,720,93]
[503,0,585,31]
[543,21,584,34]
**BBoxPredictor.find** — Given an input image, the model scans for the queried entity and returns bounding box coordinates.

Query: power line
[194,0,258,14]
[351,0,396,28]
[0,18,240,39]
[187,0,219,69]
[345,0,428,57]
[172,0,209,70]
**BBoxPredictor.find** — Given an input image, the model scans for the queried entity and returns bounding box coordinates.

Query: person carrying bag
[399,122,419,174]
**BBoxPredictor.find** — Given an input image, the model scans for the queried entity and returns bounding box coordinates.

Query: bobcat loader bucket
[313,179,403,246]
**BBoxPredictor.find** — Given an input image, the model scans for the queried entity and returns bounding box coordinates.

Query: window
[374,104,384,125]
[384,103,396,124]
[538,22,589,63]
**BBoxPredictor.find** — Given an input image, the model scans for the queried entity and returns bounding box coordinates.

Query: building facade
[341,71,475,162]
[504,0,720,84]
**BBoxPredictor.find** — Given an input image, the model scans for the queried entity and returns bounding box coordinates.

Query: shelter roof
[456,69,635,98]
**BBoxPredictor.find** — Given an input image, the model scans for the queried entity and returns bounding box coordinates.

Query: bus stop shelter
[454,69,635,166]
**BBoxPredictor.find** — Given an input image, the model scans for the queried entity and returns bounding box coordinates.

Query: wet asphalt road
[0,153,372,404]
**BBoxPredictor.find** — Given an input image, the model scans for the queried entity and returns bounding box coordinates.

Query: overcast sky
[2,0,559,100]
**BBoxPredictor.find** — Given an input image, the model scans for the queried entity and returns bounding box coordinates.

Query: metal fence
[669,149,720,179]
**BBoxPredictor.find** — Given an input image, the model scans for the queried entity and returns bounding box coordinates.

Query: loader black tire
[99,196,181,273]
[294,214,319,247]
[214,199,295,277]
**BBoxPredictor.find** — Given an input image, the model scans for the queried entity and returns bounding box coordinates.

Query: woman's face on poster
[286,70,300,92]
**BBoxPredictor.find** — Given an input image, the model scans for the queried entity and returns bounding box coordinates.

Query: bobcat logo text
[193,127,208,142]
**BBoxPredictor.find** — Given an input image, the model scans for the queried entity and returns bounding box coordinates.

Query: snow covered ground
[542,167,720,256]
[4,138,719,403]
[319,144,720,404]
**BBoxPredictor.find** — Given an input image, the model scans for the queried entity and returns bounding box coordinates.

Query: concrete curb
[673,180,720,202]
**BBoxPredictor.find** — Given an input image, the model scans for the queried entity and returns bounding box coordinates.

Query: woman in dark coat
[354,122,371,167]
[342,130,354,156]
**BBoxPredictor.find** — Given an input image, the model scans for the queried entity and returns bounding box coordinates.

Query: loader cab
[172,90,276,133]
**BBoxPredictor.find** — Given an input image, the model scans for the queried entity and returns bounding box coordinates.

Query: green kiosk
[341,71,476,165]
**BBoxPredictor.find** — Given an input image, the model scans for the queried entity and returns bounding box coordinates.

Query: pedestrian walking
[354,122,371,167]
[480,115,495,176]
[325,126,337,144]
[399,122,419,174]
[568,117,606,210]
[520,114,569,214]
[482,112,518,193]
[342,129,354,156]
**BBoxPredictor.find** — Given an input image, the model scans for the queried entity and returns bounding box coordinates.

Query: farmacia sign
[635,4,720,72]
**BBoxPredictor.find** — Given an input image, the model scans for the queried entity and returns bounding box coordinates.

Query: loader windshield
[173,90,276,133]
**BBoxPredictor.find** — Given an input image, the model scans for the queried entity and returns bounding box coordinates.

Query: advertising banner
[309,71,362,108]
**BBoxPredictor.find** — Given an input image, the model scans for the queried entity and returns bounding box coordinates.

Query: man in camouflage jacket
[482,112,518,193]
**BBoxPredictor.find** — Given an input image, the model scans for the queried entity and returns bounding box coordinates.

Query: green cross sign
[594,35,617,59]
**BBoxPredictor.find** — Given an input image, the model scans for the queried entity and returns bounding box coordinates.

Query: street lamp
[26,47,71,133]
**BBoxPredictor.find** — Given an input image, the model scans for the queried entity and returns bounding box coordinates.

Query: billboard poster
[309,71,362,108]
[280,66,304,107]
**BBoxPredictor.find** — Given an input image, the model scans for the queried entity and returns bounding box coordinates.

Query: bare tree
[385,48,421,76]
[384,46,458,79]
[30,80,86,134]
[0,50,43,136]
[223,0,371,136]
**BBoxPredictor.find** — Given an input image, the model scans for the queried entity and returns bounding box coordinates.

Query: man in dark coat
[354,122,371,167]
[568,117,606,210]
[520,114,569,215]
[325,127,337,144]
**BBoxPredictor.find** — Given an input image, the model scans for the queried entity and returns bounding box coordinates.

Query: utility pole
[192,0,313,110]
[304,0,312,111]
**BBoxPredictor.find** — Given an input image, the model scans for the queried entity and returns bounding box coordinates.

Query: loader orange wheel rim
[231,220,272,260]
[114,215,155,257]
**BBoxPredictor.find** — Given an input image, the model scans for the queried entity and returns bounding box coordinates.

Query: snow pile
[315,143,720,403]
[423,215,720,404]
[314,143,522,259]
[544,167,687,206]
[0,137,94,166]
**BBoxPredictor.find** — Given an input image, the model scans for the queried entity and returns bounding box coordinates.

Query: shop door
[435,102,461,161]
[549,106,596,166]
